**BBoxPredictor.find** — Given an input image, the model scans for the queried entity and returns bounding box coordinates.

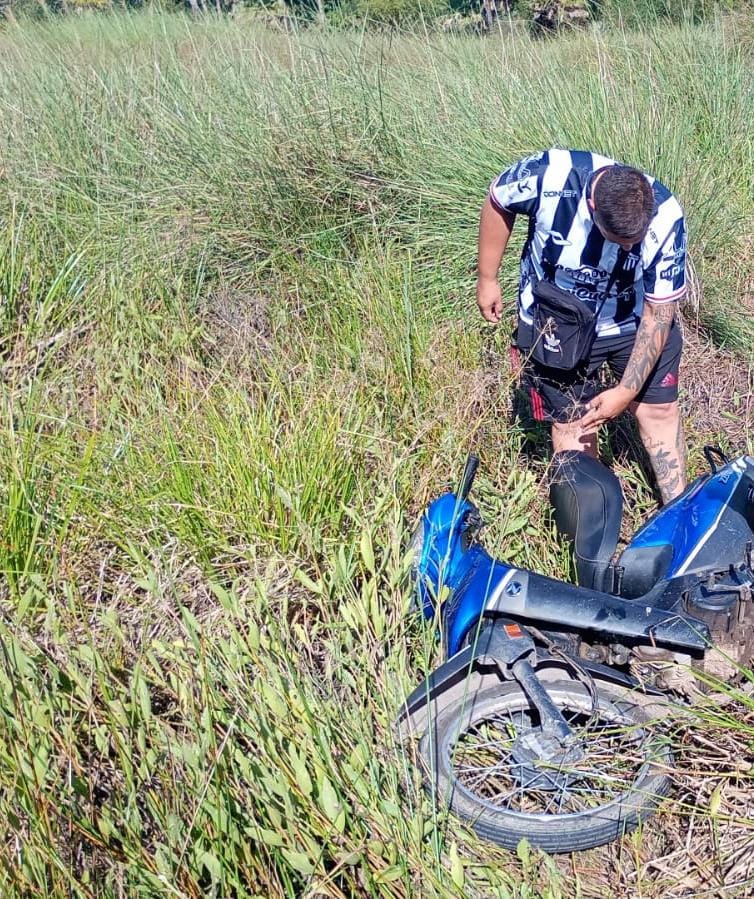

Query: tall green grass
[0,10,752,897]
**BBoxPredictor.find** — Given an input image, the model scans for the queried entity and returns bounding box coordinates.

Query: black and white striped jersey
[489,148,687,338]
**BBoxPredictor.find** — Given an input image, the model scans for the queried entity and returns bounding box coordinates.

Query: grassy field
[0,9,753,897]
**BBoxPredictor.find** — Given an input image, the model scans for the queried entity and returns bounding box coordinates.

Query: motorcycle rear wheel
[419,678,672,853]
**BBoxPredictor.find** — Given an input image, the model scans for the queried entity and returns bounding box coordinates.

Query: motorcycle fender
[396,637,660,739]
[397,622,534,737]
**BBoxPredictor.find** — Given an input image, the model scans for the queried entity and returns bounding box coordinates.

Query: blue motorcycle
[398,448,754,852]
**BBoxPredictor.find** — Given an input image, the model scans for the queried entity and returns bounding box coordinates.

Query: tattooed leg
[632,400,686,503]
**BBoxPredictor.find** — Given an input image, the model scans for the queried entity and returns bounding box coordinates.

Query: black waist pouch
[528,280,601,371]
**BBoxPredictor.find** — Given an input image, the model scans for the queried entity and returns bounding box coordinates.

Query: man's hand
[578,385,636,429]
[578,302,677,430]
[477,278,502,323]
[476,198,514,324]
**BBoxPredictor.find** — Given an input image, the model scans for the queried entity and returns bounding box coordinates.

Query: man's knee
[631,400,679,429]
[551,420,598,456]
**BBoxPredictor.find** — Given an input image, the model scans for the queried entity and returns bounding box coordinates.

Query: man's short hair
[593,166,656,239]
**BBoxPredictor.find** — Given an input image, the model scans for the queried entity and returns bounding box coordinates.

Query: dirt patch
[680,323,754,452]
[198,288,273,377]
[554,694,754,897]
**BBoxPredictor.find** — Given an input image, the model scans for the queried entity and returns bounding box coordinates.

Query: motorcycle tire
[419,677,672,853]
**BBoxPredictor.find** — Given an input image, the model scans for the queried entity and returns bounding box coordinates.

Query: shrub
[346,0,450,25]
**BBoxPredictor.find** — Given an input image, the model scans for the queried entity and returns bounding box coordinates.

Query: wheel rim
[446,687,667,820]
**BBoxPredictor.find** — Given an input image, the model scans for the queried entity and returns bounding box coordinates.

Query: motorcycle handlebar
[458,453,480,501]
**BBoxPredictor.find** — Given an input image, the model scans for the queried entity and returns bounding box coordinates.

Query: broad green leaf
[360,529,375,575]
[374,865,403,884]
[449,841,464,890]
[282,849,315,876]
[290,749,312,798]
[318,774,342,824]
[200,851,223,881]
[294,569,323,595]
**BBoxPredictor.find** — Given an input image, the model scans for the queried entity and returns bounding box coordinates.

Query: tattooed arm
[578,300,685,504]
[620,301,677,393]
[579,301,677,428]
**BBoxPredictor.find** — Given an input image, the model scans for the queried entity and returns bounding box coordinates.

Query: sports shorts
[513,318,683,425]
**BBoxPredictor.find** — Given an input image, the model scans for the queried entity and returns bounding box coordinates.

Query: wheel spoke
[448,692,664,818]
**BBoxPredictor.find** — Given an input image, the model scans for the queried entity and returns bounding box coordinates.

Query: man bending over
[477,148,687,502]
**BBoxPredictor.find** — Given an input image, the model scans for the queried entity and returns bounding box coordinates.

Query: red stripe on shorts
[529,387,546,421]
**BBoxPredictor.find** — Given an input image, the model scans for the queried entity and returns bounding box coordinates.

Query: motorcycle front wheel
[419,678,672,853]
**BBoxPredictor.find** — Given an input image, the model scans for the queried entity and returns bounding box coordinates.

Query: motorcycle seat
[549,451,623,593]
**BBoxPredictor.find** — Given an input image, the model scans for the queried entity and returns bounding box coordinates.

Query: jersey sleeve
[489,151,548,217]
[643,216,687,305]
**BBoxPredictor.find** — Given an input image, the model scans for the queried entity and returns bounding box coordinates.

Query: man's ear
[587,196,596,213]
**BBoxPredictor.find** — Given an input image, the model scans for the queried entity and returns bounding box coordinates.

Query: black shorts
[514,320,683,424]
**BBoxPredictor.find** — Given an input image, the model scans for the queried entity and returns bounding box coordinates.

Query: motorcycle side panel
[485,569,710,652]
[621,455,754,595]
[414,491,516,653]
[417,490,711,657]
